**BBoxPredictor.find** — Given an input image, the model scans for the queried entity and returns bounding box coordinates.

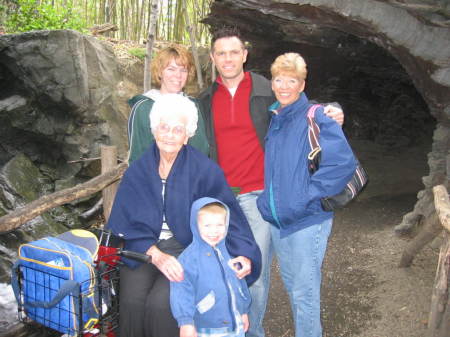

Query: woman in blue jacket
[257,53,357,337]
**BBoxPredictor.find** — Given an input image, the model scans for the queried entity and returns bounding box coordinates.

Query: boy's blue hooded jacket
[107,143,261,284]
[257,93,357,237]
[170,197,251,334]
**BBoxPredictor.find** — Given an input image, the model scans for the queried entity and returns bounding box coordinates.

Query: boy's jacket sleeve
[170,257,197,326]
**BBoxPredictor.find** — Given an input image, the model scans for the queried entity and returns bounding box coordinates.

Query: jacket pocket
[196,290,215,314]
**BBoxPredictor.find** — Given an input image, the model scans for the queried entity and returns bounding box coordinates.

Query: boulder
[0,30,131,175]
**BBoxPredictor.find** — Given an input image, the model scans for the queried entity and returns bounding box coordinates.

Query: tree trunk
[166,0,173,41]
[182,0,204,90]
[119,0,124,40]
[0,163,127,234]
[124,0,129,40]
[137,0,146,42]
[92,0,98,25]
[144,0,160,91]
[427,185,450,337]
[133,0,140,41]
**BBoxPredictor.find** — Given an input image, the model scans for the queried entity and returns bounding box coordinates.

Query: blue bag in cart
[11,230,100,336]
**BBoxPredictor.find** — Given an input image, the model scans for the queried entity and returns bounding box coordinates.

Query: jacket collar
[269,92,309,119]
[249,72,273,97]
[215,71,251,90]
[202,71,272,100]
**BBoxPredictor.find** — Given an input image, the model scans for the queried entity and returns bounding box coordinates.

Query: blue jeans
[237,191,273,337]
[271,218,332,337]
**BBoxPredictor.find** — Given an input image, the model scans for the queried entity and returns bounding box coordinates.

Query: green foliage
[5,0,87,33]
[128,47,146,60]
[1,0,212,44]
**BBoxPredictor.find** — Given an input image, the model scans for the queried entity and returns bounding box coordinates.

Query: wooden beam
[0,162,127,234]
[398,211,441,268]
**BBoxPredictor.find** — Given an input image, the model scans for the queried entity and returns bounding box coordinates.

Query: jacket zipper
[213,248,236,331]
[267,119,283,228]
[230,92,235,124]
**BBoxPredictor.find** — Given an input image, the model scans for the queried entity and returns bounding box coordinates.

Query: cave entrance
[203,7,442,335]
[216,17,437,211]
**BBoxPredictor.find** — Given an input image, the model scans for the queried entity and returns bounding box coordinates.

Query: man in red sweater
[198,27,344,337]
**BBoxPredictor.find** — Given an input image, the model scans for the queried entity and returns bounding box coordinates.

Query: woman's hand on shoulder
[180,324,197,337]
[323,104,344,126]
[147,245,184,282]
[229,256,252,279]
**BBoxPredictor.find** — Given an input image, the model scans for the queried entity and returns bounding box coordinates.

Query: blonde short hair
[151,44,195,86]
[150,94,198,137]
[270,52,307,81]
[198,202,227,219]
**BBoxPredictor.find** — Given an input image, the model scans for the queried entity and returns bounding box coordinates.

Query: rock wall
[0,30,132,170]
[0,30,140,282]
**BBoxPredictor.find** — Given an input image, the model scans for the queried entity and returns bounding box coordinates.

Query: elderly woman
[107,94,261,337]
[256,53,357,337]
[127,44,208,162]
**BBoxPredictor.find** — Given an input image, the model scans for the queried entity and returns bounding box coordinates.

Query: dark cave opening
[206,11,439,204]
[242,33,435,148]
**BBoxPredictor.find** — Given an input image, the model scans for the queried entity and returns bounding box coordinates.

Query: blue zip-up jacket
[257,93,357,237]
[170,197,251,334]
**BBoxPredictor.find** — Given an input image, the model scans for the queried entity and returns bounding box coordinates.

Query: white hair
[149,93,198,137]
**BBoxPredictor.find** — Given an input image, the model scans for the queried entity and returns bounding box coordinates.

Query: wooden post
[101,146,119,222]
[427,185,450,337]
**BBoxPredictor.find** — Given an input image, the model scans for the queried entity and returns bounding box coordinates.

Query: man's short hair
[211,26,245,50]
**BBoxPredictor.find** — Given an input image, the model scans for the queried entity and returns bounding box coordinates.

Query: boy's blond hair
[198,202,227,219]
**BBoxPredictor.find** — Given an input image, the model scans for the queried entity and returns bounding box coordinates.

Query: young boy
[170,197,251,337]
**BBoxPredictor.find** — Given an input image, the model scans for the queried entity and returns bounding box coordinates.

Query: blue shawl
[106,143,261,284]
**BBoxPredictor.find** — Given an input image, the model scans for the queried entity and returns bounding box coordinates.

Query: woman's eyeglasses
[157,123,186,136]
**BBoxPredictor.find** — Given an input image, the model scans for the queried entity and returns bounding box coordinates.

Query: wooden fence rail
[0,146,126,234]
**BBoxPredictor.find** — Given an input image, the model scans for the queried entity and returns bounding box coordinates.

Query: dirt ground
[264,139,439,337]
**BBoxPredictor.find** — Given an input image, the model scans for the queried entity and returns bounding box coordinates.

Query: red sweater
[212,72,265,194]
